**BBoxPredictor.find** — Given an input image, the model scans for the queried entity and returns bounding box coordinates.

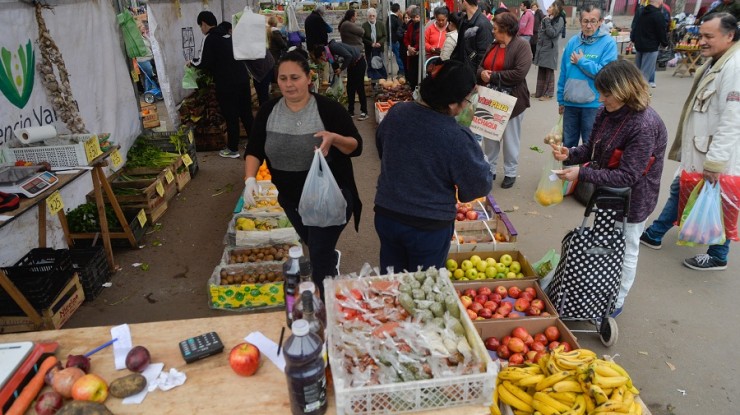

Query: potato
[56,401,113,415]
[109,373,147,398]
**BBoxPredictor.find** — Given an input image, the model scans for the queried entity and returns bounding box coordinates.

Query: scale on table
[0,166,58,198]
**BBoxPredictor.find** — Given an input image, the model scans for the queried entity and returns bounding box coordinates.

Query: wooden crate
[0,274,85,333]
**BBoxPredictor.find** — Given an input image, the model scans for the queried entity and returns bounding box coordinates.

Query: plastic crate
[69,247,111,302]
[1,134,102,167]
[325,271,497,415]
[0,249,74,314]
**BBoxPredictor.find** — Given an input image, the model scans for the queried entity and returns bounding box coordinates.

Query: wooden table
[0,313,490,414]
[673,49,702,77]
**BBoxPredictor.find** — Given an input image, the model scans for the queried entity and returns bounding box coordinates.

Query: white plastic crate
[324,270,497,415]
[2,134,98,167]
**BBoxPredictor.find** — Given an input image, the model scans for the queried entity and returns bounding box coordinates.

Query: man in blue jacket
[557,5,617,148]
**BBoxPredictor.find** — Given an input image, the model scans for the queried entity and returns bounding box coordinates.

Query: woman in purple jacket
[551,60,668,318]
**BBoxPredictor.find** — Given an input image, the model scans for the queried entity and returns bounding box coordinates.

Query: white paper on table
[111,324,133,370]
[55,170,82,175]
[151,368,187,391]
[245,331,286,372]
[122,362,164,404]
[0,215,13,221]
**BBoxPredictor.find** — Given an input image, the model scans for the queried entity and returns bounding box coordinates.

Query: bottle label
[286,296,295,320]
[303,374,327,412]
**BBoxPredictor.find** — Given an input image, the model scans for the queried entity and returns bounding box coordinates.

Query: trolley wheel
[599,317,618,347]
[144,92,156,104]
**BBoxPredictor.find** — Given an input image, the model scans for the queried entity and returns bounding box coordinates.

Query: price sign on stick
[137,209,147,227]
[182,154,193,167]
[46,190,64,215]
[156,181,165,197]
[84,135,103,162]
[110,149,124,169]
[165,170,175,184]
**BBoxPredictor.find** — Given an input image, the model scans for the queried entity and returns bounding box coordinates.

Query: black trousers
[215,82,253,152]
[253,67,274,105]
[406,54,419,90]
[346,57,368,115]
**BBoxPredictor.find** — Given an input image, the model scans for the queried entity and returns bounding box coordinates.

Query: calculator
[178,332,224,363]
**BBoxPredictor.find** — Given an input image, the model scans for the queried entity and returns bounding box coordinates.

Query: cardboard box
[451,195,518,252]
[447,251,537,279]
[0,274,85,333]
[208,263,285,310]
[475,318,581,362]
[453,279,558,319]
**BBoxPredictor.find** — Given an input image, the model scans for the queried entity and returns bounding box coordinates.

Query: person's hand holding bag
[243,177,259,207]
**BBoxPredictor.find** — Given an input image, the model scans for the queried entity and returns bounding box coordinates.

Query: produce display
[124,137,182,169]
[446,254,524,280]
[243,196,283,214]
[491,347,642,415]
[217,263,284,285]
[224,244,293,264]
[376,84,414,102]
[483,325,566,364]
[459,285,551,320]
[455,202,481,221]
[66,203,126,233]
[234,216,292,231]
[255,161,272,181]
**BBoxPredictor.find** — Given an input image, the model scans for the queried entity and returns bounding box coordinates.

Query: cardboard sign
[46,190,64,215]
[469,85,518,142]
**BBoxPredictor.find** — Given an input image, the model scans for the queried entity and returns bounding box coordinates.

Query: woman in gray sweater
[338,10,369,120]
[533,0,565,100]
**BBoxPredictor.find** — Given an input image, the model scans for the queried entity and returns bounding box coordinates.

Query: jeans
[375,213,454,273]
[644,175,731,261]
[562,106,599,148]
[483,112,524,177]
[635,51,658,83]
[392,41,405,75]
[215,82,253,152]
[138,59,158,92]
[347,57,368,115]
[279,191,352,300]
[616,220,645,308]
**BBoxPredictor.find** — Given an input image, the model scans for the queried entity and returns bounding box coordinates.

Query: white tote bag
[298,150,348,227]
[232,8,266,60]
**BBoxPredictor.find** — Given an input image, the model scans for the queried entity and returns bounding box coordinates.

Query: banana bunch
[491,347,642,415]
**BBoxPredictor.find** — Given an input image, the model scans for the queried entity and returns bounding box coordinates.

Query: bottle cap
[298,281,316,295]
[291,319,309,336]
[289,246,303,259]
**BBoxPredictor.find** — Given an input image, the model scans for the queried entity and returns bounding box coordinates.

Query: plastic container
[284,319,328,415]
[0,249,74,314]
[292,281,326,327]
[283,246,303,327]
[69,246,112,302]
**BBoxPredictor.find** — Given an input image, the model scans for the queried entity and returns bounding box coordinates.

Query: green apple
[446,259,458,272]
[485,267,498,279]
[469,255,482,266]
[460,276,469,281]
[465,268,478,280]
[499,254,513,266]
[506,271,517,279]
[476,261,488,273]
[495,272,506,279]
[509,261,521,274]
[453,269,465,280]
[485,258,497,267]
[461,260,474,271]
[516,272,524,279]
[495,263,507,274]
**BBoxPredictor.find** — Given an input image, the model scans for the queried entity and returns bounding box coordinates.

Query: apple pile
[457,285,551,320]
[446,254,524,281]
[484,325,571,365]
[455,202,480,221]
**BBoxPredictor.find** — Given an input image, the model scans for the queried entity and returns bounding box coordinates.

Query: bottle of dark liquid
[300,290,325,343]
[283,246,303,327]
[284,319,327,415]
[292,281,327,327]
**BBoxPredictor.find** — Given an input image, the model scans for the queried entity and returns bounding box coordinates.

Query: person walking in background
[631,0,669,84]
[305,5,330,51]
[530,2,545,56]
[404,7,422,89]
[339,10,369,120]
[477,12,533,189]
[362,8,387,92]
[190,11,252,159]
[425,7,449,57]
[533,0,565,100]
[136,22,160,95]
[268,16,288,64]
[374,60,492,272]
[560,8,567,38]
[557,5,617,148]
[440,11,460,61]
[453,0,494,69]
[641,13,740,271]
[517,1,535,43]
[243,51,362,299]
[708,0,740,19]
[389,3,406,77]
[552,60,667,317]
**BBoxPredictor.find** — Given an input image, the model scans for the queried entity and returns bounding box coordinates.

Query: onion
[65,354,91,373]
[45,361,64,386]
[52,367,85,398]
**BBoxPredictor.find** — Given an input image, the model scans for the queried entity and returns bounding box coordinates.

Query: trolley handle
[584,187,631,218]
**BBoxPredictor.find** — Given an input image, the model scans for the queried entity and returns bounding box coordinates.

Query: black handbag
[489,73,514,95]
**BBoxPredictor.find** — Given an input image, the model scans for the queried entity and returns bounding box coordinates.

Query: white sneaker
[219,149,240,158]
[650,82,656,88]
[357,113,368,121]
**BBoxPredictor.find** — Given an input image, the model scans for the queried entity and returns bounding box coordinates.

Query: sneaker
[357,112,368,121]
[610,307,623,318]
[650,82,657,88]
[501,176,516,189]
[683,254,727,271]
[639,231,662,250]
[219,149,240,159]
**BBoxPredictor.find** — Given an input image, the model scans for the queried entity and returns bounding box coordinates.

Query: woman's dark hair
[434,6,450,18]
[448,11,461,29]
[391,3,401,13]
[494,7,510,16]
[594,60,650,112]
[701,12,740,41]
[420,60,476,113]
[217,21,232,33]
[277,50,311,76]
[550,1,565,23]
[197,11,217,27]
[339,9,356,30]
[494,11,519,36]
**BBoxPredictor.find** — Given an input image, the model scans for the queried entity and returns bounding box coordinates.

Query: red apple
[466,210,479,220]
[526,306,542,316]
[229,342,261,376]
[478,308,493,319]
[524,287,537,298]
[489,293,503,304]
[460,295,473,309]
[534,333,548,345]
[478,287,492,297]
[496,345,511,359]
[519,291,535,302]
[498,307,512,317]
[548,341,561,351]
[456,213,466,221]
[463,289,477,298]
[526,350,538,362]
[541,311,552,317]
[508,337,525,353]
[492,313,505,319]
[494,286,508,297]
[508,353,524,365]
[466,309,478,320]
[530,341,546,352]
[484,337,500,351]
[544,326,561,342]
[514,298,531,312]
[508,286,522,299]
[524,335,534,346]
[470,302,484,313]
[530,299,545,311]
[459,206,469,214]
[483,301,498,312]
[511,326,530,341]
[501,335,512,346]
[533,350,547,363]
[474,294,489,305]
[34,391,63,415]
[71,374,109,403]
[508,313,521,318]
[561,342,572,352]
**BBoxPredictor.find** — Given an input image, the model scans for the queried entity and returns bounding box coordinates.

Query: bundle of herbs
[66,203,124,233]
[125,137,181,169]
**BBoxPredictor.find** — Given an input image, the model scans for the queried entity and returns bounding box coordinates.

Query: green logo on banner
[0,40,35,109]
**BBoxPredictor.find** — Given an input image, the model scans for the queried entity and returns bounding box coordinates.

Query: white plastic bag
[298,150,347,227]
[232,8,266,60]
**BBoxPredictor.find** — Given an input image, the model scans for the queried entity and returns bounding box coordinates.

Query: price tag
[137,209,148,227]
[187,129,194,144]
[46,190,64,215]
[110,148,124,169]
[165,170,175,184]
[84,135,103,162]
[156,180,165,197]
[182,154,193,167]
